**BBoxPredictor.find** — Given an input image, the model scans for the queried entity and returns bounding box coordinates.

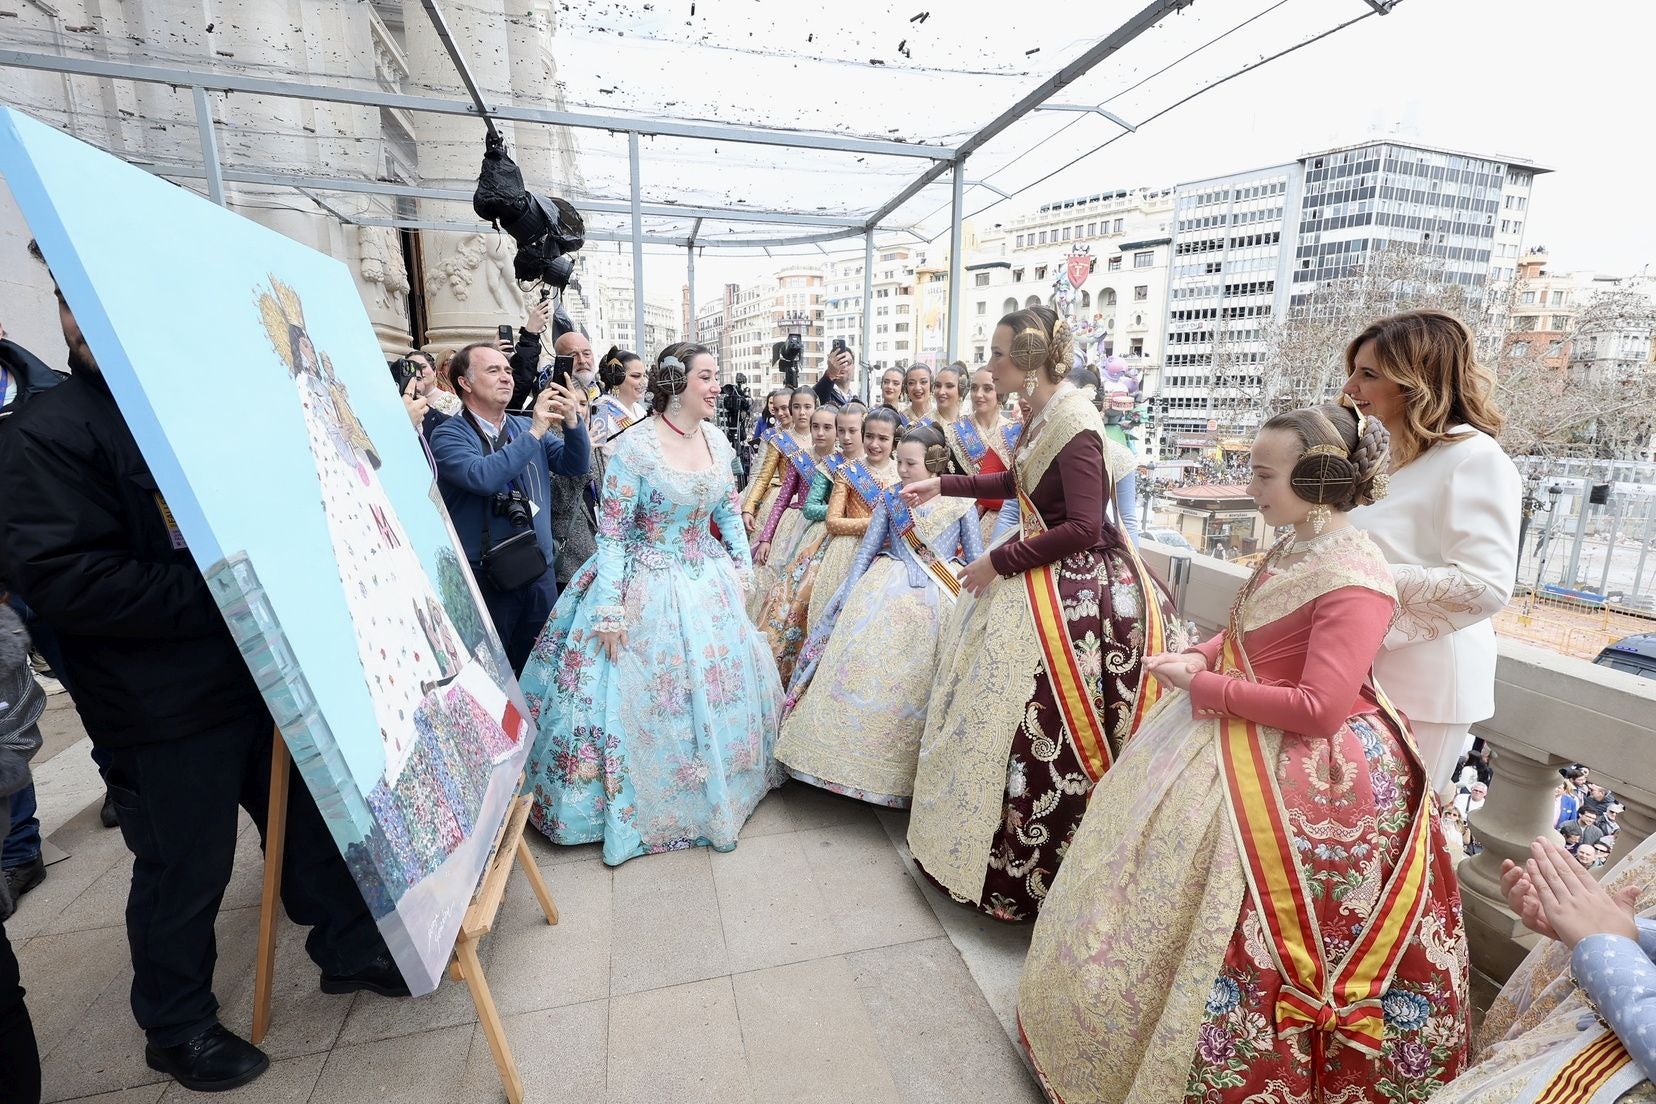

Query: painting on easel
[0,108,532,995]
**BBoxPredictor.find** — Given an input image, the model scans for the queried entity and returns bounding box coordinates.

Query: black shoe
[320,950,411,998]
[100,790,120,829]
[145,1024,269,1093]
[3,856,45,899]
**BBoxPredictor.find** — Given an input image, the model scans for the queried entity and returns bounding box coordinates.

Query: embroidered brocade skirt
[908,544,1157,922]
[1017,697,1469,1104]
[756,521,827,686]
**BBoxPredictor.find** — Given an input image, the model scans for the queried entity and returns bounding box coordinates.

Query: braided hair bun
[1260,401,1391,511]
[999,304,1073,387]
[899,423,952,475]
[649,342,712,412]
[599,345,639,392]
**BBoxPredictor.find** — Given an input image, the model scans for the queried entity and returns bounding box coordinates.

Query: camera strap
[462,408,524,556]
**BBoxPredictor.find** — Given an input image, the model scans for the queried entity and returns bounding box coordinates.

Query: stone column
[1459,737,1568,982]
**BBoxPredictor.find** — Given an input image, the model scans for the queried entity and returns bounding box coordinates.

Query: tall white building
[957,188,1175,381]
[725,266,826,395]
[1157,139,1548,456]
[569,251,679,358]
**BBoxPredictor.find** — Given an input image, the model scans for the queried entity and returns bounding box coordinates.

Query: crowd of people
[1,240,1653,1104]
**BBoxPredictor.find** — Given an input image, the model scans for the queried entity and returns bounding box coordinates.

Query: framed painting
[0,107,533,995]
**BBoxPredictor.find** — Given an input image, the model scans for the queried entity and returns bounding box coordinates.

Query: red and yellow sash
[1017,486,1166,782]
[1215,627,1432,1061]
[1535,1030,1635,1104]
[886,491,964,601]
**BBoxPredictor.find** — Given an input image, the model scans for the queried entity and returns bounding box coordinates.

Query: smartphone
[832,338,848,356]
[497,324,514,345]
[540,354,575,393]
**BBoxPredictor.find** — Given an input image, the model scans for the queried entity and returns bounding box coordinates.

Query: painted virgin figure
[1017,402,1469,1104]
[899,306,1175,922]
[256,277,506,789]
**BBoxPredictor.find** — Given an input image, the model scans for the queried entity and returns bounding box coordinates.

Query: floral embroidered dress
[775,491,982,808]
[908,385,1173,922]
[520,420,784,866]
[1017,527,1469,1104]
[756,462,839,685]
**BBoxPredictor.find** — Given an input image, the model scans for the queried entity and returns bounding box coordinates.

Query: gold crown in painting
[255,275,308,370]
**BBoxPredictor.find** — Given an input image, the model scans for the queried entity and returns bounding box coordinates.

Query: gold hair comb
[1303,444,1347,459]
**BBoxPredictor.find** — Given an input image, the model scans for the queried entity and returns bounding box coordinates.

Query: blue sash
[595,395,635,431]
[822,452,848,480]
[774,431,817,483]
[839,460,888,511]
[883,491,963,600]
[1003,422,1024,453]
[952,417,990,469]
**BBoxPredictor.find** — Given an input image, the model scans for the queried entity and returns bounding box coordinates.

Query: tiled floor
[12,738,1041,1104]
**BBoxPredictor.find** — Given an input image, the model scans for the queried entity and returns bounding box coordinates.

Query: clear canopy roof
[0,0,1394,249]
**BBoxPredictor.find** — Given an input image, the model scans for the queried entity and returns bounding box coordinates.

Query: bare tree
[1256,245,1656,464]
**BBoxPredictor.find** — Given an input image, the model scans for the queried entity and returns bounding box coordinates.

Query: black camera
[772,332,805,389]
[473,132,585,293]
[491,490,533,530]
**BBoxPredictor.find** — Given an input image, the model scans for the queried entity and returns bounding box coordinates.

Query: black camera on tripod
[772,332,804,389]
[491,489,533,530]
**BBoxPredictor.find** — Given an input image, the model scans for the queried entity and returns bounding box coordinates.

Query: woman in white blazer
[1343,310,1521,793]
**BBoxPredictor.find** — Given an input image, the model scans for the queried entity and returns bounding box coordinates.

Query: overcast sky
[641,0,1650,302]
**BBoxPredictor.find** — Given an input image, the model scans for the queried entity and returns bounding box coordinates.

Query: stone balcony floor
[12,698,1043,1103]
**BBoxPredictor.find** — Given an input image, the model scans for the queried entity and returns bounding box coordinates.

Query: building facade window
[1134,251,1154,268]
[1134,285,1148,301]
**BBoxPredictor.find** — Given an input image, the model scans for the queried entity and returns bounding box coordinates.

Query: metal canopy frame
[0,0,1232,359]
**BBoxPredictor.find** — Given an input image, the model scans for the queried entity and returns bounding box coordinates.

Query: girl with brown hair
[900,305,1174,921]
[1019,400,1469,1104]
[1342,309,1521,791]
[775,423,982,808]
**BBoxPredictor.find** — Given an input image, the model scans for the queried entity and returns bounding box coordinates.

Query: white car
[1143,527,1194,551]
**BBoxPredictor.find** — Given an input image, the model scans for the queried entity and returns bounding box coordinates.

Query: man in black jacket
[812,346,854,407]
[0,248,405,1093]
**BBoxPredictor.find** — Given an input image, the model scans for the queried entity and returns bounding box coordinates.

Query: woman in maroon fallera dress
[899,306,1176,921]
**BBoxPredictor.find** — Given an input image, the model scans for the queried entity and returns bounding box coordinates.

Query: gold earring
[1022,370,1037,398]
[1307,504,1332,536]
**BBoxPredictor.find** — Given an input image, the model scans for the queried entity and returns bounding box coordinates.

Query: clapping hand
[1144,651,1205,692]
[1512,839,1642,948]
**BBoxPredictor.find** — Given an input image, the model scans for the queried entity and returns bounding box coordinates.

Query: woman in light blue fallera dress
[519,346,783,866]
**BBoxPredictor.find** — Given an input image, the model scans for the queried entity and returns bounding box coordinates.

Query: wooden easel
[250,732,559,1104]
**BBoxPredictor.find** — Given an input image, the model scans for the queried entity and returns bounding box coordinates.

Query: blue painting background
[0,108,530,994]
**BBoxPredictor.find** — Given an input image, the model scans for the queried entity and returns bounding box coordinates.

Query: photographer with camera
[430,343,589,674]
